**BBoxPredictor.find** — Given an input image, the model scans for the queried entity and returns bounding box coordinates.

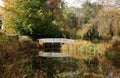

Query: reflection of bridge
[38,38,74,57]
[39,52,69,57]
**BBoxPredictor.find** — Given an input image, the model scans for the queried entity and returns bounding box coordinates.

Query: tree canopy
[81,6,120,40]
[1,0,120,40]
[1,0,64,39]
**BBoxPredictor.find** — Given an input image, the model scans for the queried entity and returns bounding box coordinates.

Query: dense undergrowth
[0,33,120,78]
[105,39,120,68]
[0,40,80,78]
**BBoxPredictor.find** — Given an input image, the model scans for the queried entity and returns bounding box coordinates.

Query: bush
[77,43,98,59]
[105,40,120,68]
[0,40,19,77]
[0,33,8,44]
[0,40,39,78]
[0,41,19,60]
[17,22,63,40]
[18,41,39,51]
[0,33,18,61]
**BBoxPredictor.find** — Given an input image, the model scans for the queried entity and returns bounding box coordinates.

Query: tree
[1,0,63,39]
[95,7,120,39]
[75,1,103,40]
[56,7,80,38]
[81,6,120,40]
[81,1,102,24]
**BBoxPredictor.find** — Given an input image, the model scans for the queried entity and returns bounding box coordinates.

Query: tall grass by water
[0,33,120,78]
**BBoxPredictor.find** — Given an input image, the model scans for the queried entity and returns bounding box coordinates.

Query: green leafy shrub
[31,23,63,39]
[0,33,8,44]
[17,22,63,40]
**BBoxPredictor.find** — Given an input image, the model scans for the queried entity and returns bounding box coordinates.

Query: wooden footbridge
[38,38,74,57]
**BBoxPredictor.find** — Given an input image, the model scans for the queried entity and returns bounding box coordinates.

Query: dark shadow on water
[38,57,79,78]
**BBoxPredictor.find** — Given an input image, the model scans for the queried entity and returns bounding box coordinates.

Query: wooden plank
[38,38,74,43]
[39,52,69,57]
